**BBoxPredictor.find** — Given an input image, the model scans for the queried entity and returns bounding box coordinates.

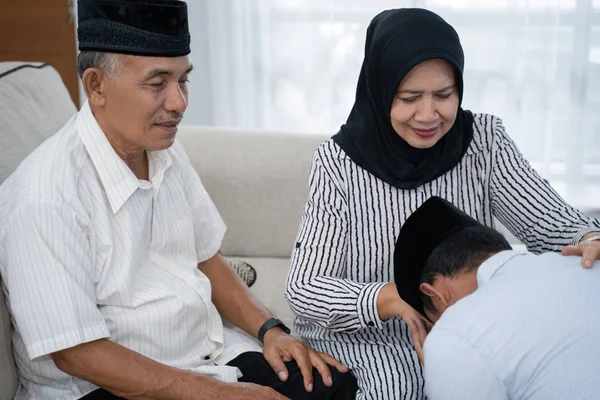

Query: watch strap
[258,317,290,344]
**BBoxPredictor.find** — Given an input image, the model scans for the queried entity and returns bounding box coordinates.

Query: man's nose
[164,82,188,113]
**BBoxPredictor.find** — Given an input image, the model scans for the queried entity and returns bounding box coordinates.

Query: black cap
[77,0,191,57]
[393,196,481,317]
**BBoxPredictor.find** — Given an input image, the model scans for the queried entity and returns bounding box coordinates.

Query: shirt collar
[477,250,527,286]
[77,101,172,213]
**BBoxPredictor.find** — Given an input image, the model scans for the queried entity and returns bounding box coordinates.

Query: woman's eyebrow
[433,84,455,93]
[397,84,455,94]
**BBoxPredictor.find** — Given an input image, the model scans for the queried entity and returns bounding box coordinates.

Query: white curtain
[186,0,600,210]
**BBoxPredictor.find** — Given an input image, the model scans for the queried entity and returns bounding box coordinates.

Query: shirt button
[368,321,375,327]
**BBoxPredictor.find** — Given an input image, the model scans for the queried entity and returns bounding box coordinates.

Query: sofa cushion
[0,283,18,400]
[0,62,77,183]
[226,257,296,336]
[177,126,328,258]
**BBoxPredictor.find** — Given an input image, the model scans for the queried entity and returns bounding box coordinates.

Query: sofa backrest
[0,62,77,182]
[177,126,329,258]
[0,61,77,400]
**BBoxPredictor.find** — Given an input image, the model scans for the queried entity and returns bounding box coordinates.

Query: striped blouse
[285,113,600,400]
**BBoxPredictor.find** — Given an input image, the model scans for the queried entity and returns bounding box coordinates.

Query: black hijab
[333,8,474,189]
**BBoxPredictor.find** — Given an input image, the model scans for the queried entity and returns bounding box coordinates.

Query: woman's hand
[561,234,600,268]
[376,283,432,363]
[397,301,432,364]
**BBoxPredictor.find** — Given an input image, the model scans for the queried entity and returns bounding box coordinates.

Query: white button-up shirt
[423,250,600,400]
[0,102,261,400]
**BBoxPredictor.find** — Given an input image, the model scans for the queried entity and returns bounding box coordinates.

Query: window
[185,0,599,209]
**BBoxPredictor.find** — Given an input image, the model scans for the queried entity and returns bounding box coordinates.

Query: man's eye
[149,82,165,88]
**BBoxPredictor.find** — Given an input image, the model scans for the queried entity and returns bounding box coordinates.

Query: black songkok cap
[77,0,191,57]
[394,196,481,317]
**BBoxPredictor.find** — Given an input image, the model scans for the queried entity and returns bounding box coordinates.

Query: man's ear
[419,282,448,307]
[81,68,108,107]
[420,282,437,299]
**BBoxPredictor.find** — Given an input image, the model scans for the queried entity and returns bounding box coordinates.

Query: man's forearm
[199,253,271,338]
[51,339,222,400]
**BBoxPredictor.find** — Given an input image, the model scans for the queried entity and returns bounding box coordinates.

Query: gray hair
[77,51,120,79]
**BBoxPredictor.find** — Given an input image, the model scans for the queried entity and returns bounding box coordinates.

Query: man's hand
[261,328,349,393]
[562,237,600,269]
[200,253,349,392]
[215,381,290,399]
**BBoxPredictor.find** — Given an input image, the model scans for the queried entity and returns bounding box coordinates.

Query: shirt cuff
[356,282,387,329]
[572,227,600,245]
[27,323,110,360]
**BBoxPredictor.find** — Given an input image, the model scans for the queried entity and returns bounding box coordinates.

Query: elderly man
[0,1,357,399]
[394,196,600,400]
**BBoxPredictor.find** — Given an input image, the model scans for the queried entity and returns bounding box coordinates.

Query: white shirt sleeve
[3,203,109,360]
[182,162,226,264]
[424,327,508,400]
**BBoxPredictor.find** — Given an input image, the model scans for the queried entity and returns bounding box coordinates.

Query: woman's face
[389,59,459,149]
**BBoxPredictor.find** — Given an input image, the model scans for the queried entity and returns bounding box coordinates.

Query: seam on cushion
[0,63,51,80]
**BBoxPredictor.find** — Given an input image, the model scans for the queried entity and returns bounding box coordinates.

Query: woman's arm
[489,117,600,253]
[285,146,387,332]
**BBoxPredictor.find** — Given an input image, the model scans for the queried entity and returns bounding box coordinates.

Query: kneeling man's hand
[262,328,349,393]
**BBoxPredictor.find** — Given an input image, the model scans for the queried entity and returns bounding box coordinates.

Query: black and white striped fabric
[227,259,257,288]
[286,113,600,400]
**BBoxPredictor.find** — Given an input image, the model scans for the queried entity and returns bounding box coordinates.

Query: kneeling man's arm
[423,329,507,400]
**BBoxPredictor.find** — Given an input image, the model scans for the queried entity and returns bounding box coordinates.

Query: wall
[0,0,79,106]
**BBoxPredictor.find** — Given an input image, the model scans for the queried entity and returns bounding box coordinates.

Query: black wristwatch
[258,317,290,344]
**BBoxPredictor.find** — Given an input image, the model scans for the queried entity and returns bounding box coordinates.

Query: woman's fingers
[409,319,425,364]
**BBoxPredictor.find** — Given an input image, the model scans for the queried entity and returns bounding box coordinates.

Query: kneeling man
[395,196,600,400]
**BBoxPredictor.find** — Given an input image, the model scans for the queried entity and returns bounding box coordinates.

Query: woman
[285,8,600,400]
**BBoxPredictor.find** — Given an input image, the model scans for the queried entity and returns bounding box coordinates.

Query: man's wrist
[258,317,290,344]
[262,326,286,344]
